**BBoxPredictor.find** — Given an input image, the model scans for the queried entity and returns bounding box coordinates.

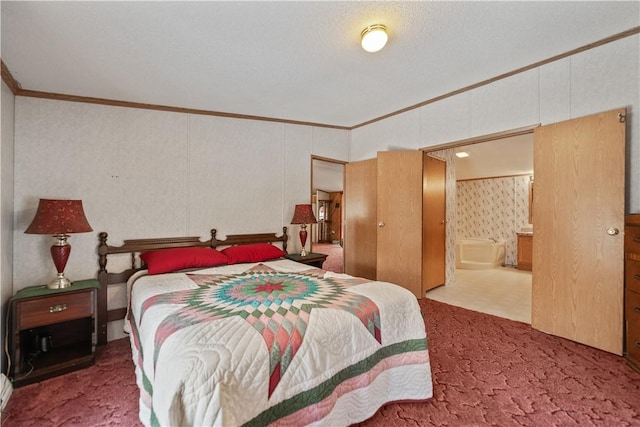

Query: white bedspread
[127,259,432,426]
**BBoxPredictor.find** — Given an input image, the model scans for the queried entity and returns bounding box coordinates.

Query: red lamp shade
[25,199,93,289]
[25,199,93,235]
[290,204,317,256]
[290,204,317,225]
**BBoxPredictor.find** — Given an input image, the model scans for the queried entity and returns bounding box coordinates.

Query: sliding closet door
[344,158,377,280]
[532,108,625,355]
[377,151,424,298]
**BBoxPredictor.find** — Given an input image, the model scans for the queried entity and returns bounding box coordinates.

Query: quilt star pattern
[139,264,382,397]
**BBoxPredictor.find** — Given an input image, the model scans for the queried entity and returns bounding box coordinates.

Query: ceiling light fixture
[456,152,470,158]
[361,24,388,53]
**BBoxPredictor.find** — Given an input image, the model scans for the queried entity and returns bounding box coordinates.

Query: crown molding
[13,88,350,130]
[1,60,21,94]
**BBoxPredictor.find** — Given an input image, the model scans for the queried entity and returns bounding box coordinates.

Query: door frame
[421,125,539,152]
[420,124,540,287]
[311,155,347,252]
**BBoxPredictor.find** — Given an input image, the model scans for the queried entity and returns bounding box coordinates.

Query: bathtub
[455,238,506,270]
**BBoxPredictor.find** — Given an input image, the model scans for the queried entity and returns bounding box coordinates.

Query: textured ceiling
[2,1,639,128]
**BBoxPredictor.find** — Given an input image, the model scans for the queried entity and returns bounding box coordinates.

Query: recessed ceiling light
[361,24,388,53]
[456,152,469,158]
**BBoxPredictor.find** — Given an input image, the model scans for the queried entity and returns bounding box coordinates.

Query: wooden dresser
[625,214,640,372]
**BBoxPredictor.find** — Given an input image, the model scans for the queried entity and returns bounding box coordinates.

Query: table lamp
[290,204,317,256]
[25,199,93,289]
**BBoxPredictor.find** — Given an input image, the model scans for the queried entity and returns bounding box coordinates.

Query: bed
[97,228,432,426]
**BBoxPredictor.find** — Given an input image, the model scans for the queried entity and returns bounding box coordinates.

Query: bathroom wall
[456,175,531,266]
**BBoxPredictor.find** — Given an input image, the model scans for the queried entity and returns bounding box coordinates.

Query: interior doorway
[316,195,342,243]
[311,156,346,273]
[423,126,536,323]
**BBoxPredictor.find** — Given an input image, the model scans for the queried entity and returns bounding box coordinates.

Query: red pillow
[140,247,228,274]
[221,243,286,264]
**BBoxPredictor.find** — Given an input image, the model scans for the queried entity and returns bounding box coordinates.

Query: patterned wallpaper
[424,149,531,282]
[456,175,532,266]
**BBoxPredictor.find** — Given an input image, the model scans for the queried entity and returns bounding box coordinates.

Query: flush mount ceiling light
[361,24,388,53]
[455,152,470,158]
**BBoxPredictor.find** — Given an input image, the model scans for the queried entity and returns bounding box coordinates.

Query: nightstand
[285,252,328,269]
[9,279,99,387]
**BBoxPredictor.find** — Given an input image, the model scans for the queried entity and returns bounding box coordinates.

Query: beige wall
[12,99,349,339]
[351,35,638,289]
[1,80,16,372]
[351,35,640,214]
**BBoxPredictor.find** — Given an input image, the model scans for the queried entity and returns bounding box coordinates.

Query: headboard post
[210,229,218,247]
[282,226,288,252]
[98,232,108,273]
[97,232,109,346]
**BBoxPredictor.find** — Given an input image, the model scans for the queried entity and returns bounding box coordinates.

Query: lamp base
[299,225,308,257]
[48,273,72,289]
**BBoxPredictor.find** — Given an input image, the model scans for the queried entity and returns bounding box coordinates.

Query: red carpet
[2,335,141,426]
[3,299,640,426]
[313,242,343,273]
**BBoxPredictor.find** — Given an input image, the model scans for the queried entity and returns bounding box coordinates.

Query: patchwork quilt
[127,259,432,426]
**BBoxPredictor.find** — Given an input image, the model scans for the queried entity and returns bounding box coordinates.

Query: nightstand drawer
[17,291,94,329]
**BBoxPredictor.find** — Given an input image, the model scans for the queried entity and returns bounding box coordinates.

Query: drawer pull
[49,303,67,313]
[635,307,640,314]
[635,236,640,243]
[637,341,640,348]
[635,275,640,281]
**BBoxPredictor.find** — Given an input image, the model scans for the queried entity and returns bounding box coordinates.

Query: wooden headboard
[96,227,288,346]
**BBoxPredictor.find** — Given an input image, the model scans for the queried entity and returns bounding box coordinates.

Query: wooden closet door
[423,154,446,291]
[344,159,377,280]
[532,108,625,355]
[377,151,424,298]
